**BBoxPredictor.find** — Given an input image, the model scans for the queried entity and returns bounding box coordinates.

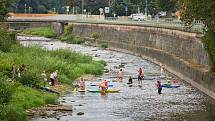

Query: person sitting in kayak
[117,69,123,82]
[156,80,162,94]
[138,68,144,84]
[127,76,133,84]
[79,77,85,90]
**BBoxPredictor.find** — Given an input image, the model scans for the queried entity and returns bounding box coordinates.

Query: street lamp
[145,0,148,16]
[24,4,27,14]
[28,7,31,14]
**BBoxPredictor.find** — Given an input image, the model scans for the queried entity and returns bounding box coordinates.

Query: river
[19,36,215,121]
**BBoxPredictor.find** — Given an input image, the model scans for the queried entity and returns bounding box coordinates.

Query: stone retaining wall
[72,23,215,99]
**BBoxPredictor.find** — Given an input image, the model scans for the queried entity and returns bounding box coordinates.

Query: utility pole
[145,0,148,16]
[24,4,27,14]
[82,0,84,15]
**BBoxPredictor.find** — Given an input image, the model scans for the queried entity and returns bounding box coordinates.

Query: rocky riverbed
[18,36,215,121]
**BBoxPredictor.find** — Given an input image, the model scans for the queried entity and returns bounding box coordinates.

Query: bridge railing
[76,17,204,33]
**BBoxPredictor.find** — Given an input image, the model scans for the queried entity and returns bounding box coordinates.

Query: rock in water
[77,112,84,116]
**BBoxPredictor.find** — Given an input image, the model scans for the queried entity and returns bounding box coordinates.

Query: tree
[179,0,215,71]
[0,0,14,21]
[156,0,177,17]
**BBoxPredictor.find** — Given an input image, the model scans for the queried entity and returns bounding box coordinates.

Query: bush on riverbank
[0,28,16,52]
[59,25,85,44]
[21,27,57,38]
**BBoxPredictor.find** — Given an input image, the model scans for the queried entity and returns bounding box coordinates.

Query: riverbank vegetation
[0,26,105,121]
[179,0,215,72]
[21,27,57,38]
[59,25,85,44]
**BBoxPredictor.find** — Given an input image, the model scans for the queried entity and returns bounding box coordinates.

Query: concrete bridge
[6,15,77,35]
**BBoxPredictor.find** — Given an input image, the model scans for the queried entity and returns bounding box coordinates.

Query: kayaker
[138,68,144,84]
[117,69,123,82]
[100,80,108,93]
[79,77,85,90]
[156,80,162,94]
[127,76,133,84]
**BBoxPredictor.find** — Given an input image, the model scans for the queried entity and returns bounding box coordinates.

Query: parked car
[129,13,147,21]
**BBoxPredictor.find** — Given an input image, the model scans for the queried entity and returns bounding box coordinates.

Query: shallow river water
[20,38,215,121]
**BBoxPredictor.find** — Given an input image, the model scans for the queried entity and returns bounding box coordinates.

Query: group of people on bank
[11,63,59,87]
[41,70,58,87]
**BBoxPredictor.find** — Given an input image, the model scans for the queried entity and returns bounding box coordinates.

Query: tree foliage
[10,0,178,16]
[179,0,215,71]
[0,0,14,21]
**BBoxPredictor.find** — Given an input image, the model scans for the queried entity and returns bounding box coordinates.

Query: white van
[129,13,147,21]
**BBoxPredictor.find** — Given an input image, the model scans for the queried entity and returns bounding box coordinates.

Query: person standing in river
[117,69,123,82]
[127,76,133,84]
[138,68,144,85]
[79,77,85,91]
[156,80,162,94]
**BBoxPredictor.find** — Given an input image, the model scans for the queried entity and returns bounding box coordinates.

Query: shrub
[203,29,215,71]
[18,69,41,87]
[0,104,27,121]
[0,27,15,52]
[0,81,13,104]
[91,32,100,40]
[101,43,108,49]
[59,33,84,44]
[64,24,73,34]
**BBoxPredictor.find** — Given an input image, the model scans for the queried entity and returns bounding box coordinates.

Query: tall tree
[179,0,215,71]
[0,0,14,21]
[156,0,177,17]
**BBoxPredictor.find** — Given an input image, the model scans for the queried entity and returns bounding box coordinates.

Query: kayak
[40,87,59,94]
[90,84,113,87]
[87,89,120,93]
[78,90,86,92]
[161,84,180,88]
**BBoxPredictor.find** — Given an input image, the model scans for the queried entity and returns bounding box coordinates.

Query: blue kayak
[161,84,180,88]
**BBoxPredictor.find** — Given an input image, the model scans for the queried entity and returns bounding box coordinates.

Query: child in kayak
[79,77,85,90]
[156,80,162,94]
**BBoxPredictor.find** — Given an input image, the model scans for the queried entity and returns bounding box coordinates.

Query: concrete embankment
[71,23,215,99]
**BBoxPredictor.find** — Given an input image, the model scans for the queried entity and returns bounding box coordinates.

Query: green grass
[0,45,105,85]
[0,44,105,121]
[0,83,57,121]
[21,27,57,38]
[59,33,85,44]
[9,84,58,109]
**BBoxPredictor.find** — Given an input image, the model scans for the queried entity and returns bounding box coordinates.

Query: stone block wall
[72,23,215,99]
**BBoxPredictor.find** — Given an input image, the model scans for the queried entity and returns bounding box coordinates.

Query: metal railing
[75,17,204,33]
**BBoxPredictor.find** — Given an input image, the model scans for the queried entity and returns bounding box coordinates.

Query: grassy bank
[1,27,105,121]
[0,83,58,121]
[21,27,57,38]
[21,26,86,44]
